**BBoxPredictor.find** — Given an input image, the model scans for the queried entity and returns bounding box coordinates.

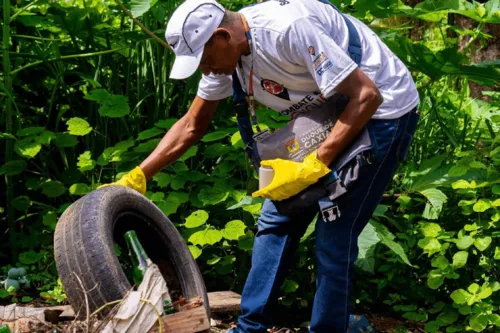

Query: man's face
[199,30,239,76]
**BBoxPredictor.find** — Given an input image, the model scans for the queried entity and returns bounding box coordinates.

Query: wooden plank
[148,306,210,333]
[207,291,241,313]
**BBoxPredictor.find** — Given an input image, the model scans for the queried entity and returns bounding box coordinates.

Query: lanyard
[237,14,261,132]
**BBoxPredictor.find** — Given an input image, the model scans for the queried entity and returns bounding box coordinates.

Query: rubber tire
[54,185,210,319]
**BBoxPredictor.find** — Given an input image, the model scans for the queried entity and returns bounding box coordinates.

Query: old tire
[54,185,209,318]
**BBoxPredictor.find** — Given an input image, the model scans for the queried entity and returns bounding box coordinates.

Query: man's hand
[252,150,331,201]
[98,166,147,195]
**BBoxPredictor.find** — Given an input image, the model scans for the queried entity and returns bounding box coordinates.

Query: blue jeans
[232,108,420,333]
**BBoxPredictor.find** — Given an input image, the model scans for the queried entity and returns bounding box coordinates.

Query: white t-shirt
[197,0,419,119]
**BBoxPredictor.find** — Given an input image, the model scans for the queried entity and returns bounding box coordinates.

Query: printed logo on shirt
[278,0,290,5]
[308,46,315,56]
[279,93,330,117]
[286,138,300,153]
[312,52,328,70]
[261,79,290,100]
[316,60,333,76]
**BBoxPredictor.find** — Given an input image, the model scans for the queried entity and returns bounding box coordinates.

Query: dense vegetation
[0,0,499,331]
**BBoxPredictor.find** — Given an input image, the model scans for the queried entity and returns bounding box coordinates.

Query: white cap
[165,0,226,79]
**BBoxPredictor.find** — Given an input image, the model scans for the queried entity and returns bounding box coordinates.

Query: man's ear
[213,28,231,42]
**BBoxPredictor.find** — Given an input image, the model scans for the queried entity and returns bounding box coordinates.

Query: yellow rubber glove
[98,166,147,195]
[252,150,331,201]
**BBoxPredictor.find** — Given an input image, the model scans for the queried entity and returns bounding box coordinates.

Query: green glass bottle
[0,324,11,333]
[124,230,151,285]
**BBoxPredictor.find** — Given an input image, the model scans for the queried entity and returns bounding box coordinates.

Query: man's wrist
[317,146,336,167]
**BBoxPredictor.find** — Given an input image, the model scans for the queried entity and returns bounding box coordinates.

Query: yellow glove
[98,166,147,195]
[252,150,331,201]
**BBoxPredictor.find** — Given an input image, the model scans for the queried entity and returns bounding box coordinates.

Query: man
[105,0,420,332]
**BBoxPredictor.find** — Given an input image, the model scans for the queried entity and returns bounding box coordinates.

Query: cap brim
[169,48,203,80]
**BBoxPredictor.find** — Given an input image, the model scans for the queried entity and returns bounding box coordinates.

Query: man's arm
[139,95,219,179]
[317,68,383,166]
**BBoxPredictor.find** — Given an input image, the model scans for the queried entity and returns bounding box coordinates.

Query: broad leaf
[137,127,163,141]
[469,313,488,332]
[355,223,380,273]
[371,220,411,266]
[201,131,230,142]
[66,117,92,136]
[456,235,474,250]
[427,270,445,289]
[452,251,468,268]
[14,140,42,159]
[41,181,66,198]
[281,279,299,293]
[189,228,223,246]
[185,210,209,228]
[130,0,158,17]
[0,160,27,176]
[188,245,202,259]
[55,133,78,148]
[222,220,246,240]
[474,236,492,251]
[77,151,96,172]
[420,188,447,219]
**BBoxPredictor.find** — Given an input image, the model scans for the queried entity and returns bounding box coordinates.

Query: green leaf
[281,279,299,293]
[427,270,445,290]
[17,127,44,136]
[424,321,440,333]
[157,195,181,216]
[0,290,9,299]
[12,196,31,211]
[456,235,474,250]
[188,245,202,260]
[185,210,209,228]
[492,199,500,207]
[436,308,459,326]
[66,117,92,136]
[418,237,442,256]
[97,139,135,165]
[201,131,230,142]
[420,222,442,237]
[238,234,254,251]
[451,289,470,304]
[492,184,500,194]
[403,311,427,322]
[452,251,468,268]
[153,173,172,188]
[474,236,492,251]
[489,314,500,326]
[130,0,158,17]
[69,183,90,195]
[477,287,492,300]
[420,188,447,219]
[179,146,198,162]
[473,199,491,212]
[0,160,27,176]
[84,89,109,101]
[154,119,177,129]
[55,133,78,148]
[14,140,42,159]
[77,151,96,172]
[468,283,480,294]
[222,220,246,240]
[452,179,470,189]
[371,220,411,265]
[207,256,221,265]
[0,132,16,140]
[36,131,56,145]
[494,247,500,260]
[42,211,58,230]
[41,181,66,198]
[470,161,486,169]
[448,165,468,177]
[469,313,488,332]
[198,186,230,206]
[137,127,163,141]
[99,94,130,118]
[355,223,380,274]
[431,255,449,269]
[19,250,43,264]
[170,176,186,190]
[188,228,223,246]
